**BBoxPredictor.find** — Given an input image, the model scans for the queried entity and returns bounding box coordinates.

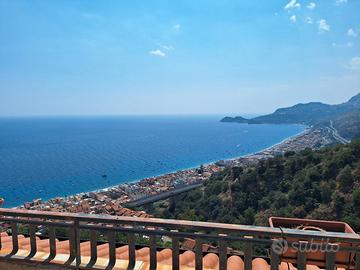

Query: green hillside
[334,110,360,140]
[151,141,360,232]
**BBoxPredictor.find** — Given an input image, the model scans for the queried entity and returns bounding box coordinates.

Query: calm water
[0,116,305,207]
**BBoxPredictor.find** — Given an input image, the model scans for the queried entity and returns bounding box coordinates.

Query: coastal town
[15,126,337,217]
[17,163,221,217]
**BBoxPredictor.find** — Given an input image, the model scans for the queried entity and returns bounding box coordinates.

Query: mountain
[347,93,360,108]
[222,93,360,125]
[221,93,360,139]
[249,102,336,125]
[221,116,249,123]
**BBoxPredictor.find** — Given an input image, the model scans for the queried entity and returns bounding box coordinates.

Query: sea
[0,116,305,207]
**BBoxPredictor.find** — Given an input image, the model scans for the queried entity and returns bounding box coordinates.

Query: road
[125,183,203,208]
[328,120,350,144]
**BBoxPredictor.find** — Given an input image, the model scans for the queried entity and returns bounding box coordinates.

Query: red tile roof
[0,232,329,270]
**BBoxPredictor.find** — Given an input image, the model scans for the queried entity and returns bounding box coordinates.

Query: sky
[0,0,359,116]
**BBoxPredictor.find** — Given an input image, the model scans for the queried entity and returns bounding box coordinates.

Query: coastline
[16,125,336,215]
[131,125,310,181]
[31,125,309,197]
[227,125,310,160]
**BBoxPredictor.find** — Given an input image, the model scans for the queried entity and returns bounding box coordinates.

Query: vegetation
[334,109,360,139]
[150,141,360,232]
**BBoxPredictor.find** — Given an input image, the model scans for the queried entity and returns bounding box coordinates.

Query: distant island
[221,93,360,140]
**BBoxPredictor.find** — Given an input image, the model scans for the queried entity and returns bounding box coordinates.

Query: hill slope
[334,110,360,139]
[151,141,360,232]
[222,93,360,139]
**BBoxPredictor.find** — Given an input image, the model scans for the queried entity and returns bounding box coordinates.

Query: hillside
[222,93,360,139]
[334,110,360,140]
[150,141,360,232]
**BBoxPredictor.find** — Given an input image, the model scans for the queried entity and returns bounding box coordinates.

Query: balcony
[0,208,359,270]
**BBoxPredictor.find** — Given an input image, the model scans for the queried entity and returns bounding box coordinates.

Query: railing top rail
[1,208,359,243]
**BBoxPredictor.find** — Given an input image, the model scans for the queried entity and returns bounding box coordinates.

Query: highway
[125,183,203,208]
[328,120,350,144]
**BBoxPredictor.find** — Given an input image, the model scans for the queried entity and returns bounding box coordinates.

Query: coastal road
[125,183,203,208]
[328,120,350,144]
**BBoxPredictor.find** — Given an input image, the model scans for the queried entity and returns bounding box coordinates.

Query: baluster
[218,234,228,270]
[297,241,307,270]
[42,225,57,263]
[88,230,98,267]
[66,226,75,264]
[195,238,203,270]
[171,230,180,270]
[244,237,253,270]
[325,244,337,270]
[75,221,81,267]
[49,226,57,259]
[27,224,37,258]
[127,233,136,270]
[10,222,19,255]
[150,234,157,270]
[66,221,80,265]
[270,241,280,270]
[107,230,116,269]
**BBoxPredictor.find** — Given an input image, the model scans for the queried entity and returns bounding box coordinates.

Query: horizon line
[0,113,265,119]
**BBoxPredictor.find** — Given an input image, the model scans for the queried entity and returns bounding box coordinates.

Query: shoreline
[96,125,309,190]
[16,125,336,215]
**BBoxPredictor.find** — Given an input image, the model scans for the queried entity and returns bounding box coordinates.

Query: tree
[244,208,255,225]
[337,165,353,192]
[178,208,197,221]
[331,191,345,218]
[352,187,360,213]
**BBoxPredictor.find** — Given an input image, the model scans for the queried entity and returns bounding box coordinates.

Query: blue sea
[0,116,305,207]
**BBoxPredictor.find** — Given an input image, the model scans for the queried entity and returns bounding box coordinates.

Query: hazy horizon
[0,91,357,118]
[1,0,359,116]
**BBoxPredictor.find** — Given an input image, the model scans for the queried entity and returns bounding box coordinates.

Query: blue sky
[0,0,359,116]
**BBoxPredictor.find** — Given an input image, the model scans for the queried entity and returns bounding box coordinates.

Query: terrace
[0,208,359,270]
